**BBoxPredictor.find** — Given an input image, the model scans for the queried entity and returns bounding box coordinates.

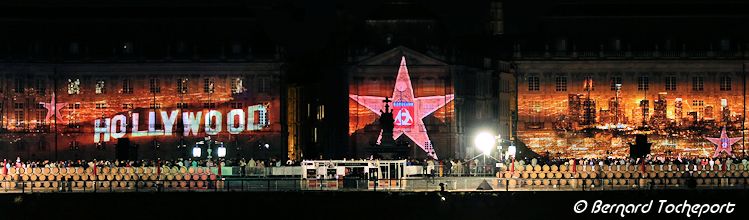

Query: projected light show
[0,68,282,159]
[349,56,454,159]
[517,72,748,158]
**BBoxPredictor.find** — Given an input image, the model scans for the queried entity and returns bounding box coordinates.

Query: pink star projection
[39,93,67,123]
[706,127,742,158]
[349,56,454,159]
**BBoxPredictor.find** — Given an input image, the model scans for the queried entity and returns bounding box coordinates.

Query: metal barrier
[1,175,748,193]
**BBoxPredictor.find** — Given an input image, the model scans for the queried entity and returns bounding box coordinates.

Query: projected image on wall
[0,72,282,159]
[349,56,454,159]
[517,73,747,158]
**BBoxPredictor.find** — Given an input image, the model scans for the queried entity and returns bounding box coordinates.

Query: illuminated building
[2,0,749,161]
[674,98,684,124]
[0,3,284,160]
[651,93,668,128]
[506,1,749,158]
[516,62,747,157]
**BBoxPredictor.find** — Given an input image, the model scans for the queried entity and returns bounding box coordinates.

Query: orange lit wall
[0,63,282,160]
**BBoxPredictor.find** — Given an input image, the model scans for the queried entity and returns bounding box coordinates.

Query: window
[149,103,161,109]
[95,80,106,94]
[527,76,540,91]
[68,103,81,110]
[67,78,80,95]
[203,102,216,109]
[720,76,731,91]
[14,111,24,127]
[204,78,214,93]
[14,78,24,93]
[692,100,705,116]
[14,103,24,109]
[583,76,594,91]
[313,127,317,143]
[528,100,543,128]
[317,105,325,120]
[231,77,245,94]
[556,39,567,51]
[259,77,270,93]
[692,76,704,91]
[610,76,622,91]
[67,118,80,128]
[69,140,80,150]
[95,103,108,109]
[35,111,45,126]
[122,103,133,109]
[555,76,567,92]
[177,78,188,94]
[122,79,133,94]
[176,103,189,109]
[531,101,542,113]
[230,102,243,109]
[35,79,46,94]
[637,76,649,91]
[665,76,677,91]
[149,78,160,93]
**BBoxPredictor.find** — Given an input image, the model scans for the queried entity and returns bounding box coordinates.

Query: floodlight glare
[192,146,202,158]
[507,144,517,157]
[217,145,227,158]
[475,132,495,155]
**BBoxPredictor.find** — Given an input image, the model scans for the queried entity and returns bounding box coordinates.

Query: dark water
[1,190,747,220]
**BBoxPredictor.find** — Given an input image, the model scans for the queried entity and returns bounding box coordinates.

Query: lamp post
[217,142,226,178]
[205,136,213,159]
[259,143,270,176]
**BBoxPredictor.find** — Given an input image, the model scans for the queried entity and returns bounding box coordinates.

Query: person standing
[248,158,256,175]
[421,159,428,176]
[239,158,247,176]
[444,159,452,176]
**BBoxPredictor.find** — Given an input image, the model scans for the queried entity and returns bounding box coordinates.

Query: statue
[366,97,408,159]
[379,97,395,147]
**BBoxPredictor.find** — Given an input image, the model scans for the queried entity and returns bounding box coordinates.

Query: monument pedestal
[366,97,409,159]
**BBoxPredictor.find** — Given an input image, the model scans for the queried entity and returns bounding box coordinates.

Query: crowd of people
[506,154,749,168]
[401,153,749,177]
[0,157,301,174]
[3,153,749,177]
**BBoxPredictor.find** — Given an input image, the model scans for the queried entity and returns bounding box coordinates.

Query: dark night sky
[0,0,748,77]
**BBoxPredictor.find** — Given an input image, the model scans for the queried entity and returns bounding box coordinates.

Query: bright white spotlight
[217,144,227,158]
[192,146,202,158]
[475,132,495,155]
[507,144,517,157]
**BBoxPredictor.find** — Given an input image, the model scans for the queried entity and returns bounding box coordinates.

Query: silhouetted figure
[379,97,395,147]
[629,134,652,159]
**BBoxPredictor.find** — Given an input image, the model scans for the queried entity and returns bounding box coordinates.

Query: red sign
[393,101,414,128]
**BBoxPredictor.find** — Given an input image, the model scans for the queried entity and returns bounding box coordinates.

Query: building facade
[0,63,284,160]
[515,59,747,158]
